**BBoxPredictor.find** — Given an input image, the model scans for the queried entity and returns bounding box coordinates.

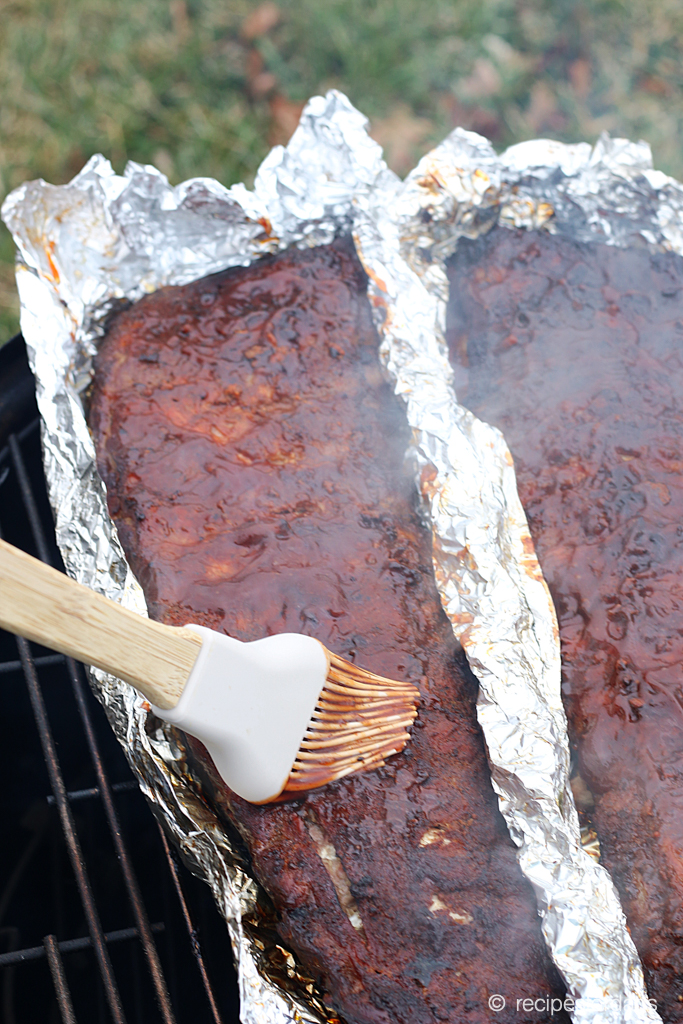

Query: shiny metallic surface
[353,127,674,1024]
[3,94,679,1023]
[1,90,387,1024]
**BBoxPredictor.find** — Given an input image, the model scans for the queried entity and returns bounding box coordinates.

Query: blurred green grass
[3,0,683,340]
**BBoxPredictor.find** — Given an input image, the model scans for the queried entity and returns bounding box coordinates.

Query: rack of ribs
[446,226,683,1021]
[89,237,567,1024]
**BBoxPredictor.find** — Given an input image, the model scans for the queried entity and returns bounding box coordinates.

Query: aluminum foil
[352,129,677,1024]
[2,90,393,1024]
[3,91,678,1023]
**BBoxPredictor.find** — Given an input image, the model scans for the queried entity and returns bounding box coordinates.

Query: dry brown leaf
[170,0,190,44]
[241,2,281,41]
[251,71,277,97]
[569,58,592,100]
[245,46,278,98]
[370,103,433,177]
[639,73,673,97]
[268,93,306,146]
[246,47,264,81]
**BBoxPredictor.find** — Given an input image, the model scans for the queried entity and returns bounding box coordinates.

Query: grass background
[2,0,683,340]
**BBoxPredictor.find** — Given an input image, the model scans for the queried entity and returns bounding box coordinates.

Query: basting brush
[0,538,420,803]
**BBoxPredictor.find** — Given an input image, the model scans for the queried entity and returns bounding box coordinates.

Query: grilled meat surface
[446,227,683,1022]
[89,237,566,1024]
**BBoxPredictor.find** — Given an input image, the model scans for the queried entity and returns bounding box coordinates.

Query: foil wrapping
[352,129,677,1024]
[2,91,392,1024]
[3,91,679,1022]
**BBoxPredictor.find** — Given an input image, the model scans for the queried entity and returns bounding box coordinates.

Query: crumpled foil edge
[3,92,676,1024]
[353,127,674,1024]
[3,90,395,1024]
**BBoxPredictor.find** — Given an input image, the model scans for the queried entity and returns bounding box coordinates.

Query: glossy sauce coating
[446,228,683,1022]
[90,239,566,1024]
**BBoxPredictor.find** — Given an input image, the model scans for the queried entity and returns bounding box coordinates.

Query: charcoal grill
[0,334,241,1023]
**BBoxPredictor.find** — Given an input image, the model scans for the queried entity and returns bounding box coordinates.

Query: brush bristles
[281,651,420,796]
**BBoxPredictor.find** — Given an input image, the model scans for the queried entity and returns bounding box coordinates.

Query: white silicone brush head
[152,625,329,803]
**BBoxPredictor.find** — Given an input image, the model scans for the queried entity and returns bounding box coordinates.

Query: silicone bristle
[281,651,420,796]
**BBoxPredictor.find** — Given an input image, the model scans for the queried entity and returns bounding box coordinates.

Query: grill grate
[0,336,240,1024]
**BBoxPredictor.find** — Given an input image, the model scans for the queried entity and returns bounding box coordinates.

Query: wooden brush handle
[0,539,201,709]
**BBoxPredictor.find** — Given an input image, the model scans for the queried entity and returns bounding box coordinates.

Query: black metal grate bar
[8,433,52,563]
[43,935,77,1024]
[14,631,128,1024]
[157,829,224,1024]
[1,924,165,969]
[0,653,66,674]
[8,432,178,1024]
[1,337,239,1023]
[67,659,178,1024]
[47,781,138,806]
[0,416,38,461]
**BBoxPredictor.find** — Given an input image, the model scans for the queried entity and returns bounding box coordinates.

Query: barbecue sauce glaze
[90,238,567,1024]
[446,227,683,1021]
